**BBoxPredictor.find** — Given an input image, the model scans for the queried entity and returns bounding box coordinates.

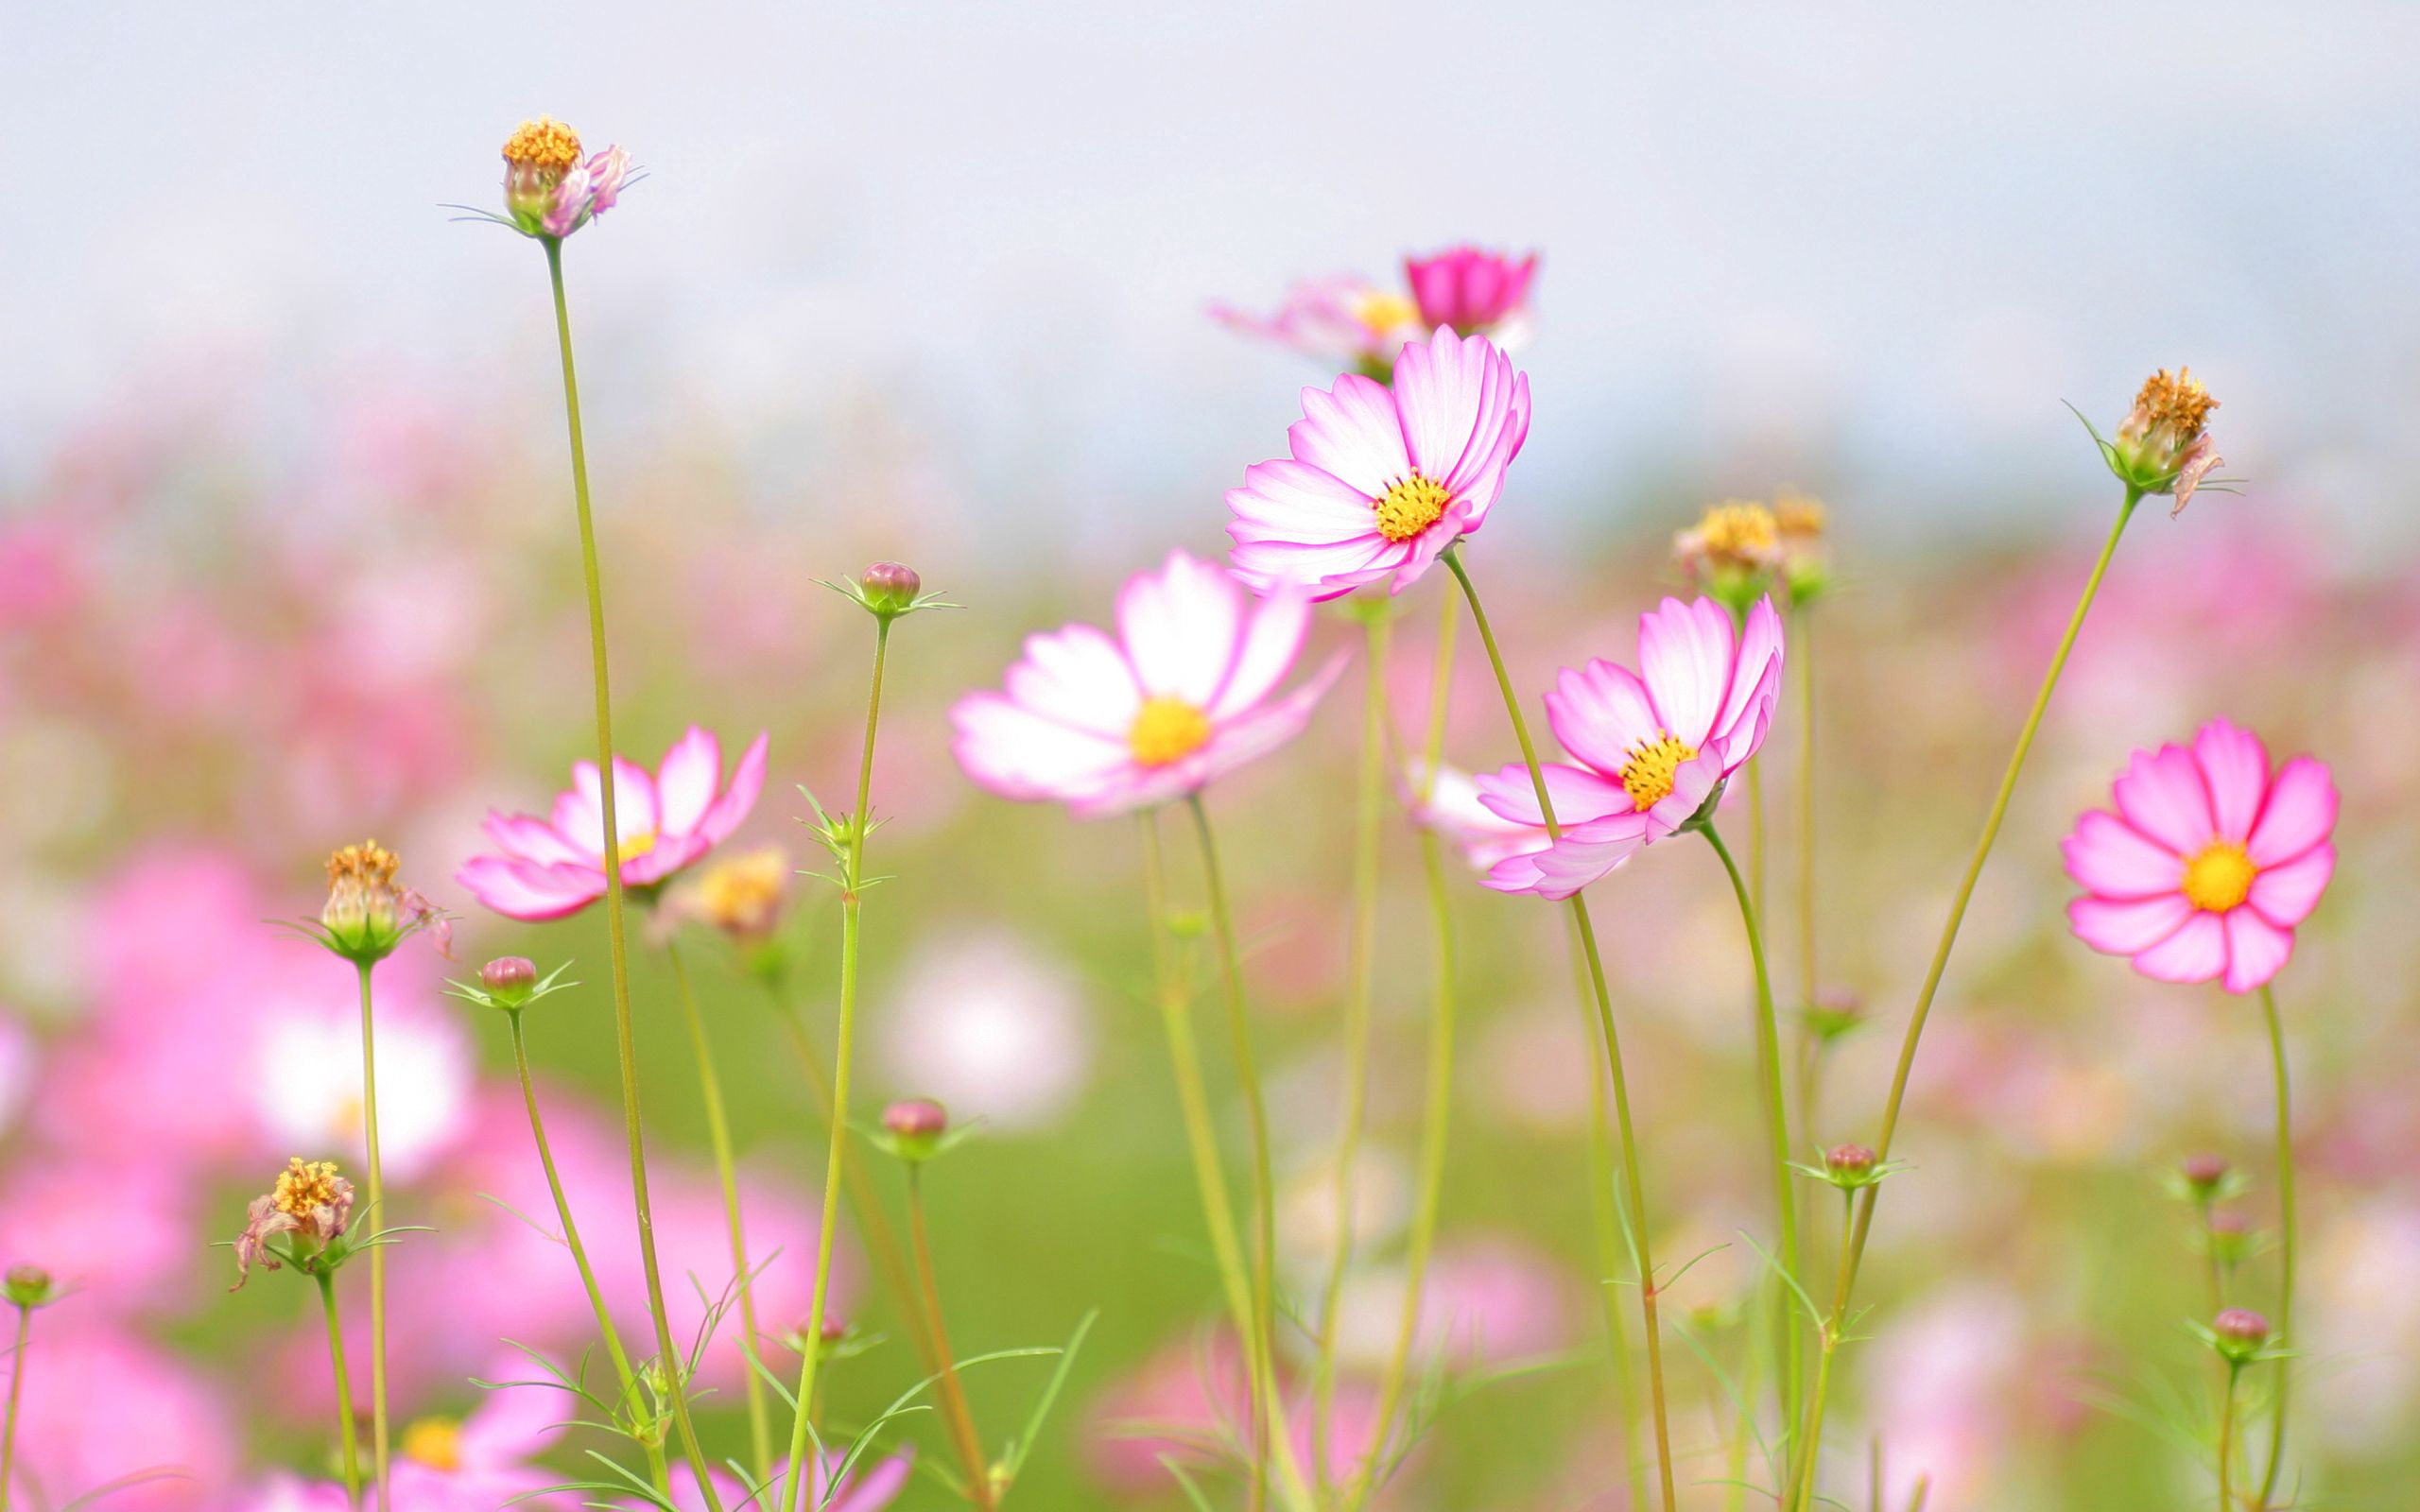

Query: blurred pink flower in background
[251,988,473,1183]
[1227,328,1530,599]
[1085,1332,1392,1500]
[951,550,1341,816]
[1482,594,1785,899]
[1403,246,1539,346]
[1858,1286,2031,1509]
[1210,275,1424,371]
[0,1322,236,1509]
[458,725,769,919]
[1403,759,1549,873]
[2063,717,2336,993]
[229,1475,354,1512]
[616,1451,912,1512]
[389,1364,574,1510]
[879,930,1094,1131]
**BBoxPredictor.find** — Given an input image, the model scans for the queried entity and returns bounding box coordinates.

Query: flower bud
[1802,989,1864,1043]
[480,956,539,1009]
[2179,1153,2229,1197]
[2210,1306,2272,1363]
[859,561,923,618]
[2205,1209,2252,1269]
[3,1264,58,1310]
[881,1098,949,1162]
[1825,1144,1876,1178]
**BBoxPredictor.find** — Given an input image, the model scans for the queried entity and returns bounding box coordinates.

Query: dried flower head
[1772,490,1834,604]
[494,117,632,240]
[1675,501,1781,577]
[233,1157,356,1286]
[670,844,792,947]
[2101,366,2225,515]
[311,840,447,965]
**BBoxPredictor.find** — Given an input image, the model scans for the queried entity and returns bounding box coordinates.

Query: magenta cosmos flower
[951,550,1343,816]
[1404,246,1538,343]
[2062,719,2336,994]
[458,726,769,920]
[1227,328,1531,600]
[1479,595,1785,900]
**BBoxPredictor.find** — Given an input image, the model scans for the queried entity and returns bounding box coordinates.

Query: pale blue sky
[6,3,2417,557]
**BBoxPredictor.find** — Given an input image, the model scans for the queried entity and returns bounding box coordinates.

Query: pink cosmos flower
[1403,246,1538,341]
[951,551,1342,817]
[1227,328,1530,600]
[390,1367,574,1511]
[2061,718,2336,994]
[1210,275,1424,372]
[618,1451,912,1512]
[1403,759,1550,873]
[1480,595,1785,900]
[458,726,769,920]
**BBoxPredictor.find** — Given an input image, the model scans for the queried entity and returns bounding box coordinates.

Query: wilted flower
[1773,491,1833,603]
[458,725,769,920]
[1227,328,1531,599]
[1211,276,1424,375]
[2100,367,2223,515]
[1480,595,1786,899]
[1673,501,1782,613]
[666,843,792,947]
[232,1157,355,1286]
[499,118,631,240]
[1403,246,1539,343]
[951,551,1342,816]
[312,840,449,965]
[2062,718,2335,994]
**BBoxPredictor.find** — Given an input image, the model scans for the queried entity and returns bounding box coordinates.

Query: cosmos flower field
[0,117,2414,1512]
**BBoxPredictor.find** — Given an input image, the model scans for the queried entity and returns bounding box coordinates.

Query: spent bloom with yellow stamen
[1772,490,1835,605]
[1673,500,1783,617]
[233,1157,357,1286]
[492,116,632,240]
[667,843,793,947]
[309,839,448,965]
[2098,366,2225,515]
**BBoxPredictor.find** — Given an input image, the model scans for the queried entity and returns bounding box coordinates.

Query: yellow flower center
[1374,474,1451,543]
[694,850,786,936]
[1773,492,1827,541]
[1129,696,1213,768]
[402,1417,463,1472]
[502,117,584,173]
[1618,732,1700,811]
[2135,367,2217,438]
[272,1157,345,1217]
[2181,841,2256,913]
[614,831,658,866]
[1354,290,1418,336]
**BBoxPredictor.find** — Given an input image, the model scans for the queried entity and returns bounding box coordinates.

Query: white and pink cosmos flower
[1210,275,1425,373]
[1226,328,1530,600]
[1479,595,1785,900]
[951,551,1343,817]
[2061,718,2336,994]
[1405,246,1539,345]
[458,726,769,920]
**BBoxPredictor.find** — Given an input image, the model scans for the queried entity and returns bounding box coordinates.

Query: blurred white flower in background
[878,929,1093,1132]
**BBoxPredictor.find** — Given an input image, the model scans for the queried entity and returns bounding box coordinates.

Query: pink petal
[1225,459,1382,546]
[2111,745,2216,855]
[2129,910,2228,985]
[694,731,769,845]
[2248,842,2333,928]
[2060,811,2187,900]
[950,691,1132,807]
[2190,720,2271,843]
[2066,892,2194,955]
[1002,622,1143,739]
[1228,531,1395,601]
[1205,589,1311,721]
[1545,660,1662,780]
[2245,756,2337,866]
[571,757,659,845]
[480,811,589,868]
[1483,814,1652,900]
[1635,596,1737,748]
[1392,327,1490,485]
[1288,374,1410,498]
[622,831,713,886]
[654,726,724,837]
[1472,762,1634,829]
[2221,909,2294,994]
[457,855,605,922]
[1119,551,1243,705]
[1711,596,1786,747]
[828,1452,914,1512]
[1184,649,1346,790]
[1641,750,1722,833]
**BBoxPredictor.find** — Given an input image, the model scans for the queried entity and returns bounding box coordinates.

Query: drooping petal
[1229,530,1395,601]
[1120,551,1244,705]
[1635,596,1737,748]
[2245,756,2338,866]
[1288,374,1410,498]
[1002,623,1144,739]
[694,731,769,845]
[2190,720,2271,843]
[2066,893,2195,955]
[480,811,589,868]
[2221,909,2294,994]
[1545,661,1663,781]
[2061,810,2188,900]
[2129,911,2228,985]
[653,726,725,838]
[827,1451,915,1512]
[950,691,1133,806]
[2111,745,2216,856]
[2247,842,2334,928]
[1483,811,1653,900]
[1206,589,1312,721]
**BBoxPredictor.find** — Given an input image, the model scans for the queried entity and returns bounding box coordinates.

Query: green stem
[1312,613,1392,1488]
[2255,984,2295,1509]
[1797,487,2141,1504]
[0,1308,23,1512]
[1569,915,1651,1512]
[2218,1363,2242,1512]
[668,940,772,1482]
[353,962,391,1507]
[508,1012,667,1494]
[315,1272,363,1506]
[1788,1195,1858,1512]
[1442,545,1678,1512]
[1702,823,1804,1455]
[780,617,891,1512]
[1185,792,1282,1512]
[544,236,724,1512]
[907,1169,995,1509]
[1792,603,1818,1009]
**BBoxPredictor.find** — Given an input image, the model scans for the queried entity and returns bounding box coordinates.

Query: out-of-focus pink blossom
[1403,246,1538,343]
[1085,1333,1396,1498]
[390,1366,575,1510]
[0,1323,236,1509]
[1403,759,1549,872]
[879,931,1094,1132]
[618,1451,913,1512]
[1211,276,1424,372]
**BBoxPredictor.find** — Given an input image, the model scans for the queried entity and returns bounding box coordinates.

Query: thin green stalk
[906,1169,995,1509]
[1312,611,1393,1487]
[507,1011,668,1493]
[1184,792,1282,1512]
[0,1306,25,1512]
[2255,984,2295,1508]
[314,1272,363,1505]
[1788,1195,1858,1512]
[353,962,391,1507]
[2218,1362,2243,1512]
[1134,816,1317,1512]
[1798,487,2142,1504]
[545,237,724,1512]
[1570,915,1651,1512]
[1442,545,1678,1512]
[780,617,891,1512]
[1792,604,1818,1008]
[667,941,772,1481]
[1702,824,1804,1452]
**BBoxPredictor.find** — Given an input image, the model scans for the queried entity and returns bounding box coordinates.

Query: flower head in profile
[2062,718,2335,994]
[1404,246,1539,345]
[1212,276,1424,376]
[951,551,1344,817]
[233,1157,355,1287]
[1480,595,1786,900]
[458,726,769,920]
[2094,367,2224,515]
[307,840,450,965]
[493,117,632,240]
[1227,328,1531,600]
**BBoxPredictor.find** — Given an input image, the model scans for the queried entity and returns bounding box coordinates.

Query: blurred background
[3,4,2417,1508]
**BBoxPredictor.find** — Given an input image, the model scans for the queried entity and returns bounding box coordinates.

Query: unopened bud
[2205,1209,2252,1268]
[481,956,539,1008]
[882,1098,949,1162]
[1825,1144,1876,1177]
[859,562,922,617]
[2179,1153,2229,1197]
[3,1265,58,1310]
[2210,1306,2272,1363]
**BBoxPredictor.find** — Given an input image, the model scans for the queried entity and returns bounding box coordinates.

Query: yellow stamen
[1129,696,1212,768]
[1374,474,1451,543]
[1354,290,1418,336]
[692,848,786,937]
[272,1157,345,1217]
[2181,840,2256,913]
[2135,367,2217,439]
[502,117,583,173]
[1682,501,1780,570]
[1773,492,1827,541]
[614,831,658,866]
[402,1417,463,1472]
[325,839,399,891]
[1618,732,1699,811]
